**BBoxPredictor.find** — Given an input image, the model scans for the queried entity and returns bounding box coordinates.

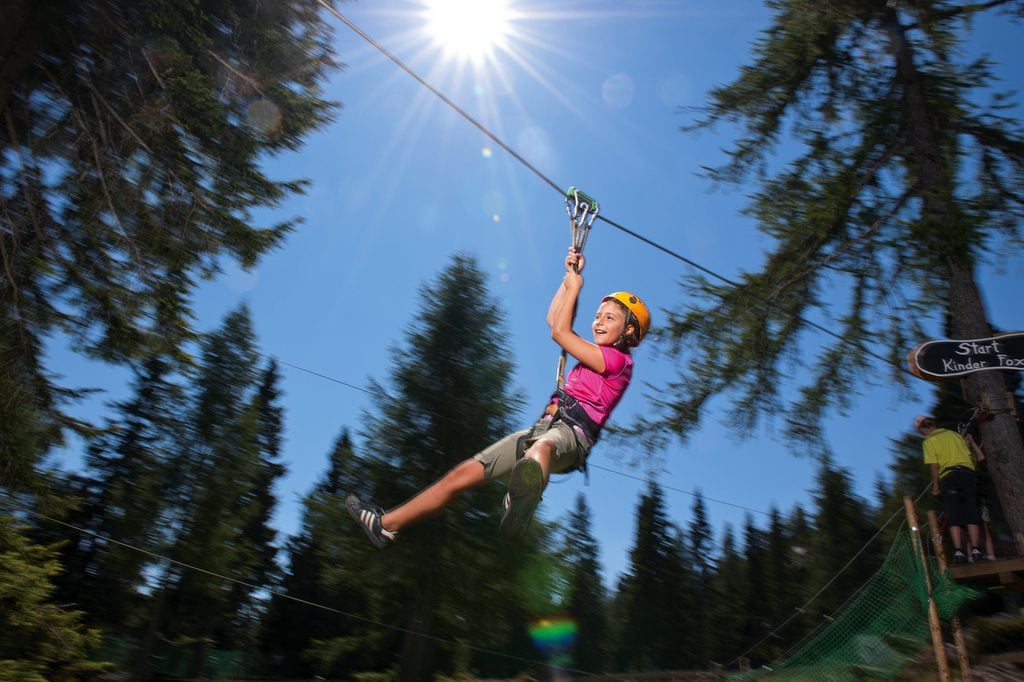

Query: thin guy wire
[283,350,908,678]
[38,332,916,675]
[62,306,771,519]
[266,352,386,399]
[0,494,597,678]
[586,462,771,518]
[265,348,774,518]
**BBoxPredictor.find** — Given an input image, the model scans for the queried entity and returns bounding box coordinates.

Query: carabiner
[564,186,599,252]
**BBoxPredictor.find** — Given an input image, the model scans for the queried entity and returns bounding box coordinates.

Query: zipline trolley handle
[564,186,600,258]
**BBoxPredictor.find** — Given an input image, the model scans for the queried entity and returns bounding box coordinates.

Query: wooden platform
[949,556,1024,588]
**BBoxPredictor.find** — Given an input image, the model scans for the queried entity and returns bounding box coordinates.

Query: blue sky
[49,1,1023,586]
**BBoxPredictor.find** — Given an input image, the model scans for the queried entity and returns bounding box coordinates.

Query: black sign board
[908,331,1024,380]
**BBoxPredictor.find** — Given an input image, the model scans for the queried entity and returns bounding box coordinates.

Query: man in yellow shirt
[917,415,984,563]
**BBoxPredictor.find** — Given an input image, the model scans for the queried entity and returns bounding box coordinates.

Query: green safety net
[737,530,981,680]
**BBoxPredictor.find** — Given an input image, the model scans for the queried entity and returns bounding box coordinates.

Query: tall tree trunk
[884,5,1024,554]
[948,260,1024,554]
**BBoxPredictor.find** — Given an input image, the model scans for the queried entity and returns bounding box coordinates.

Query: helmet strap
[615,318,638,350]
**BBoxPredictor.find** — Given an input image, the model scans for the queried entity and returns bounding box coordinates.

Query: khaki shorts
[473,417,592,481]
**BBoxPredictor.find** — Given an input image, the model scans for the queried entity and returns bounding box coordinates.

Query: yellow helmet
[602,291,651,346]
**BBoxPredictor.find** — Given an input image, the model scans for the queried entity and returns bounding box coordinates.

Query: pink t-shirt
[562,346,633,427]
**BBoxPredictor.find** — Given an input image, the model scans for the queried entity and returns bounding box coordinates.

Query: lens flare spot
[480,189,506,220]
[481,146,493,158]
[529,616,577,664]
[602,74,634,109]
[246,99,282,135]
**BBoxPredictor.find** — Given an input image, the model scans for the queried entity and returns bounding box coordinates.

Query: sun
[422,0,512,63]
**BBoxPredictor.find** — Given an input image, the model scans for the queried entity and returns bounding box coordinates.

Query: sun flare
[422,0,512,62]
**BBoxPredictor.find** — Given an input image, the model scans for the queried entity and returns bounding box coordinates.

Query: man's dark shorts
[941,468,981,526]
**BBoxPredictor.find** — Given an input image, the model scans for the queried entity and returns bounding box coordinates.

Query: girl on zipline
[346,246,650,546]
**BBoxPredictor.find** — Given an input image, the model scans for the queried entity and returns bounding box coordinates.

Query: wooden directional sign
[908,331,1024,380]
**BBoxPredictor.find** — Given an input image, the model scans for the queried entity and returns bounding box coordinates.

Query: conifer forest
[2,0,1024,680]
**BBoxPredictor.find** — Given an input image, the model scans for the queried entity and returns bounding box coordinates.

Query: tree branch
[205,49,264,97]
[81,75,210,211]
[4,108,44,241]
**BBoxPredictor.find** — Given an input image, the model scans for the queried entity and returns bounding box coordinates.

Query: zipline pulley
[565,186,599,261]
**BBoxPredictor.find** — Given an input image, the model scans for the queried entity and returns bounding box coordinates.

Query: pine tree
[53,356,185,634]
[877,433,936,548]
[153,305,282,676]
[738,515,770,667]
[760,507,794,664]
[347,254,550,681]
[261,429,378,679]
[805,459,880,624]
[0,0,336,492]
[707,523,746,668]
[561,494,609,673]
[224,358,288,650]
[612,482,681,671]
[661,527,695,670]
[0,517,105,681]
[687,491,714,668]
[782,504,815,652]
[659,0,1024,550]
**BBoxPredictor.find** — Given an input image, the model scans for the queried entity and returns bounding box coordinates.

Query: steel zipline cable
[313,0,561,196]
[313,0,907,371]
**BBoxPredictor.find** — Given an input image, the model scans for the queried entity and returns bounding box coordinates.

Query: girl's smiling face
[592,300,632,347]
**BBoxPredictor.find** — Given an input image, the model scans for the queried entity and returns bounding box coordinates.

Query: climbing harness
[554,387,601,445]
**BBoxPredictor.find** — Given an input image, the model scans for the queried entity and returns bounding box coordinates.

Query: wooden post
[904,495,951,681]
[929,509,973,680]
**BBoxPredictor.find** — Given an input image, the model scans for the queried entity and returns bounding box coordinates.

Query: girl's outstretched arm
[545,250,573,326]
[549,249,606,373]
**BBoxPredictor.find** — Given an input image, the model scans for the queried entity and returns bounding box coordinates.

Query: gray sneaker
[500,458,544,538]
[346,495,396,548]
